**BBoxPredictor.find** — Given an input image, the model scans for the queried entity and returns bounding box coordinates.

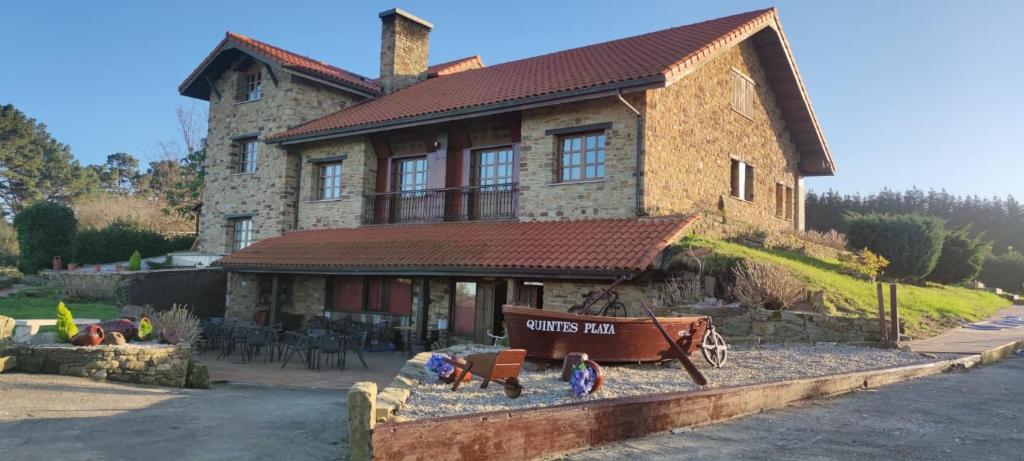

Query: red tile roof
[215,215,699,275]
[268,9,776,141]
[179,32,381,96]
[427,56,484,77]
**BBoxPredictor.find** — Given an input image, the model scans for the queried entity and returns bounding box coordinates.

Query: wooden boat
[503,305,712,363]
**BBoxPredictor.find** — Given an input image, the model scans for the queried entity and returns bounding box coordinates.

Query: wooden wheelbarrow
[445,349,527,398]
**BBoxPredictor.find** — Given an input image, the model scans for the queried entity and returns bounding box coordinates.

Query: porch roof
[214,215,699,277]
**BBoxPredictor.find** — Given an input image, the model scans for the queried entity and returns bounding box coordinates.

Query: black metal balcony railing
[362,183,518,225]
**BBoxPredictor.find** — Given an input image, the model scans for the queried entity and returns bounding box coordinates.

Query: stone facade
[225,272,260,320]
[12,343,193,387]
[295,137,376,230]
[542,280,653,313]
[643,41,803,231]
[517,95,644,220]
[198,60,363,253]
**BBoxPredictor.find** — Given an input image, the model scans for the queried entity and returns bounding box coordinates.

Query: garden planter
[97,317,150,341]
[67,263,78,271]
[71,324,105,346]
[52,256,63,271]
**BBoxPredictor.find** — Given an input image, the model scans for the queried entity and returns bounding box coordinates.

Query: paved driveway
[566,356,1024,460]
[0,374,347,461]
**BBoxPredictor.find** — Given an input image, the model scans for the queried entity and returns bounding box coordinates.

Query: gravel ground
[400,344,931,420]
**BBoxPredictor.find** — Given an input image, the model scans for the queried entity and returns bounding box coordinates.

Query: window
[730,159,755,201]
[330,277,412,315]
[230,218,253,251]
[238,139,258,173]
[244,71,262,101]
[731,70,755,119]
[774,182,782,217]
[558,132,605,182]
[394,157,427,192]
[474,147,514,186]
[453,282,477,336]
[785,186,794,220]
[317,162,343,200]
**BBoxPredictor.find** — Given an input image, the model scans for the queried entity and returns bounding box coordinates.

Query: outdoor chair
[314,333,344,371]
[366,321,393,351]
[341,331,369,370]
[279,331,312,369]
[306,316,330,330]
[245,328,277,363]
[446,349,527,398]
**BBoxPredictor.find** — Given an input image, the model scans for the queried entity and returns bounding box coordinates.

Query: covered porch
[215,215,700,348]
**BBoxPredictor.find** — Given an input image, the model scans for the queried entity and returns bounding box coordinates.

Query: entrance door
[473,284,495,344]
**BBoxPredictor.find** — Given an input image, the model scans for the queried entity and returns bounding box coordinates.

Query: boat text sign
[525,319,615,335]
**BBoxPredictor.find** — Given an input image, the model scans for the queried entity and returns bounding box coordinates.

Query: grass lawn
[0,291,121,321]
[679,236,1011,337]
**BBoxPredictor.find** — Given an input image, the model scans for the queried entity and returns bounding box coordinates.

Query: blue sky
[2,1,1022,197]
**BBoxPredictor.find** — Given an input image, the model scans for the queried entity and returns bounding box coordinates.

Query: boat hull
[503,305,710,363]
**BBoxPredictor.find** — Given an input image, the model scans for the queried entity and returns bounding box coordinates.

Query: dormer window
[243,70,262,101]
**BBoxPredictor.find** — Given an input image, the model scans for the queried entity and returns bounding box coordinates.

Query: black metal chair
[315,333,344,371]
[342,331,369,370]
[245,328,277,363]
[279,331,311,369]
[366,321,392,351]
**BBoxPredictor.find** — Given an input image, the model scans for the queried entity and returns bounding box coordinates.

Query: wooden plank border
[371,356,982,460]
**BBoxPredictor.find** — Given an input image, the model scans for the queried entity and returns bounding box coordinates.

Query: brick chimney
[379,8,432,94]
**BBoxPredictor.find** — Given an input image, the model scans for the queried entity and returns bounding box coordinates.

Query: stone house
[178,8,834,344]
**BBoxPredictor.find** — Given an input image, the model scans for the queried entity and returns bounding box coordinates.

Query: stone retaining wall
[11,343,192,387]
[706,307,882,344]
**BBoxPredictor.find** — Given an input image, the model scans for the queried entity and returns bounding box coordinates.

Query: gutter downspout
[292,150,302,231]
[617,91,645,217]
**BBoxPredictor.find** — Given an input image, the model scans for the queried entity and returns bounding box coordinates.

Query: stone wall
[706,307,882,344]
[12,343,192,387]
[225,271,261,320]
[517,96,643,220]
[286,275,326,317]
[199,59,364,253]
[643,40,803,231]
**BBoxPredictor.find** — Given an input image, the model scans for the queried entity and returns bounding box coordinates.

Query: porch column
[269,275,280,327]
[506,278,518,305]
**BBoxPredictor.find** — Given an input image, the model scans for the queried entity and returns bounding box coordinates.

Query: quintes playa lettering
[525,319,616,335]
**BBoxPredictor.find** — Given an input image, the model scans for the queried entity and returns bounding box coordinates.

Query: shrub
[979,250,1024,294]
[731,260,805,310]
[840,248,890,280]
[137,317,153,341]
[928,228,992,285]
[0,221,18,267]
[14,201,78,274]
[57,273,123,303]
[128,250,142,271]
[55,301,78,342]
[74,219,194,265]
[152,304,201,346]
[793,229,848,251]
[653,275,704,306]
[845,213,945,281]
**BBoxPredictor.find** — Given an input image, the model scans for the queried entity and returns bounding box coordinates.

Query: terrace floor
[199,349,409,390]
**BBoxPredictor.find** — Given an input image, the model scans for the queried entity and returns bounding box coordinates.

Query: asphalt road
[565,355,1024,461]
[0,374,346,461]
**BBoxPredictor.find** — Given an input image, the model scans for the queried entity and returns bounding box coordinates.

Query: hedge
[928,228,991,285]
[74,220,194,265]
[979,251,1024,294]
[845,213,946,281]
[14,202,77,273]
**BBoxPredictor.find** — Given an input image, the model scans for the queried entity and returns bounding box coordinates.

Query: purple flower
[570,363,594,396]
[426,353,458,379]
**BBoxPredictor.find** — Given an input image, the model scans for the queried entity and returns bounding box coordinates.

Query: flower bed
[399,344,931,420]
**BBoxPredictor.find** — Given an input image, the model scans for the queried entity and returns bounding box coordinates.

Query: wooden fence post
[889,283,900,346]
[876,282,887,342]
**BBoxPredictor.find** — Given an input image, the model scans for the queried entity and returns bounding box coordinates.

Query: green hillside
[679,236,1010,337]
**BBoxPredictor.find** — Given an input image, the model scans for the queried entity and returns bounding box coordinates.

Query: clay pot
[71,324,105,346]
[52,256,63,271]
[97,318,138,341]
[94,264,102,272]
[102,332,126,346]
[160,328,181,345]
[67,263,78,271]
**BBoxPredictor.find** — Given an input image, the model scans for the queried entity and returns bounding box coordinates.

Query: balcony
[362,183,518,225]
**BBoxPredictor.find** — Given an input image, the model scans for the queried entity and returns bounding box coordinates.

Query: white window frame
[231,218,254,251]
[730,159,754,202]
[317,162,343,200]
[244,71,262,101]
[239,139,258,173]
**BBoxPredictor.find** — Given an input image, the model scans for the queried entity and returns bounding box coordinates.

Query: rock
[185,360,210,389]
[0,315,14,341]
[348,382,377,461]
[90,369,107,380]
[102,332,126,346]
[0,355,16,372]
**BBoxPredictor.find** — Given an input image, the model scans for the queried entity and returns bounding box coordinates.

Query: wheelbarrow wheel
[701,327,728,368]
[503,377,523,399]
